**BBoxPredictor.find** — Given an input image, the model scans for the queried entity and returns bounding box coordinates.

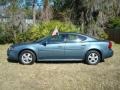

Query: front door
[39,34,66,59]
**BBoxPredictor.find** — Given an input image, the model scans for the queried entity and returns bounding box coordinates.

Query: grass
[0,43,120,90]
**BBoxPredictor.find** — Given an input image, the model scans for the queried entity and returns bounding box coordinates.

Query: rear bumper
[104,49,113,59]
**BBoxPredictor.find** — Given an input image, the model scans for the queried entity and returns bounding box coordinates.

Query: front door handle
[58,46,63,48]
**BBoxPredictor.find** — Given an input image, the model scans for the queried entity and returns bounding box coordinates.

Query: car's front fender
[15,44,39,60]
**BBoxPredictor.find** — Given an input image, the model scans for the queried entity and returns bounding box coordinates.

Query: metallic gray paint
[7,33,113,62]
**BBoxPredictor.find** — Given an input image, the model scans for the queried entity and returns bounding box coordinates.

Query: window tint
[66,34,86,42]
[48,34,65,43]
[67,34,78,41]
[79,35,86,41]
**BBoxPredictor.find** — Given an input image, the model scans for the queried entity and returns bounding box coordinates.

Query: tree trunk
[44,0,49,9]
[32,0,36,24]
[41,0,52,21]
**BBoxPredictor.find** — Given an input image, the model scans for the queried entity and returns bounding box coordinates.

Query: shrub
[105,17,120,43]
[0,24,13,44]
[0,26,5,44]
[15,20,79,43]
[86,23,108,40]
[108,17,120,28]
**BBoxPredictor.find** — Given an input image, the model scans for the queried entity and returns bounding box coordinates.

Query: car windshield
[33,36,48,43]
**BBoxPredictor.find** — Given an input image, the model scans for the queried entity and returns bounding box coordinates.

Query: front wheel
[85,50,101,65]
[19,50,36,65]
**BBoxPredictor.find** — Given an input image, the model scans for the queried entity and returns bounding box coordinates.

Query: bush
[86,22,108,40]
[105,17,120,43]
[15,20,79,43]
[0,26,5,44]
[108,17,120,28]
[0,24,13,44]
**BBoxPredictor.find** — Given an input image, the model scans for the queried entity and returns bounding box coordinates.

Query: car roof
[59,32,82,35]
[59,32,90,38]
[59,32,98,40]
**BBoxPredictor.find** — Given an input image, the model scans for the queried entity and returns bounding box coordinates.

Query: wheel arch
[18,49,37,61]
[85,49,103,61]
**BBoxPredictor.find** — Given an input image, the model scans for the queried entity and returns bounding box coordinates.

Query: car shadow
[36,61,84,64]
[7,59,84,64]
[7,59,18,63]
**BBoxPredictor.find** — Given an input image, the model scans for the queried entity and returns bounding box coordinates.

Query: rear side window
[67,34,77,40]
[79,35,86,41]
[66,34,86,42]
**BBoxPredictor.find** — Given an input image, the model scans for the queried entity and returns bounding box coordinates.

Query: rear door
[65,34,87,59]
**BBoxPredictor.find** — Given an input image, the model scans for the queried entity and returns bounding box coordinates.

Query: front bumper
[7,49,18,62]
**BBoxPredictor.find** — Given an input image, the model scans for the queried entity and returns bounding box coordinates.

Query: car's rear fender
[85,48,103,60]
[84,41,109,60]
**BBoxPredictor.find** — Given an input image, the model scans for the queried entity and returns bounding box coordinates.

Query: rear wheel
[19,50,36,65]
[85,50,101,65]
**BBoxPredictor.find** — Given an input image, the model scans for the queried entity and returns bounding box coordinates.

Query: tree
[52,0,120,38]
[52,0,72,21]
[41,0,53,21]
[0,0,27,42]
[32,0,36,24]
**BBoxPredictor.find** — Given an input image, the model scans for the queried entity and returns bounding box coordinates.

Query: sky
[17,0,43,8]
[25,0,43,7]
[25,0,42,4]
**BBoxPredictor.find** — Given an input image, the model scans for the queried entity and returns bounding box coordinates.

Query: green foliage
[0,26,5,44]
[15,20,79,43]
[0,24,13,44]
[108,17,120,29]
[24,7,32,19]
[96,27,108,39]
[106,17,120,43]
[87,23,108,39]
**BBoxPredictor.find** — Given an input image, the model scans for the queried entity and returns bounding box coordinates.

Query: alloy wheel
[88,52,99,64]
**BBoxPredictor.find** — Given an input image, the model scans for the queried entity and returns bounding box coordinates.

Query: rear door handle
[81,44,86,46]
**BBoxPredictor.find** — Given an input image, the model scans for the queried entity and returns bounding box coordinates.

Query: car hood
[11,42,35,47]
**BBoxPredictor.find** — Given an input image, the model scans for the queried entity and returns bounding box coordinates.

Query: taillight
[108,41,112,49]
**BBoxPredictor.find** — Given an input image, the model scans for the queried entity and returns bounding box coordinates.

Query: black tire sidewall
[86,50,101,65]
[19,50,36,65]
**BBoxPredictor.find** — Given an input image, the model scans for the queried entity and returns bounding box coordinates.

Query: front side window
[47,34,65,43]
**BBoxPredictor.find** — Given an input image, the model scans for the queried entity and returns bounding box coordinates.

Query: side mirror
[42,41,47,46]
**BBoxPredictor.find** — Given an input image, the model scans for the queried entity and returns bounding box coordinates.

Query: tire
[85,50,101,65]
[101,59,104,62]
[19,50,36,65]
